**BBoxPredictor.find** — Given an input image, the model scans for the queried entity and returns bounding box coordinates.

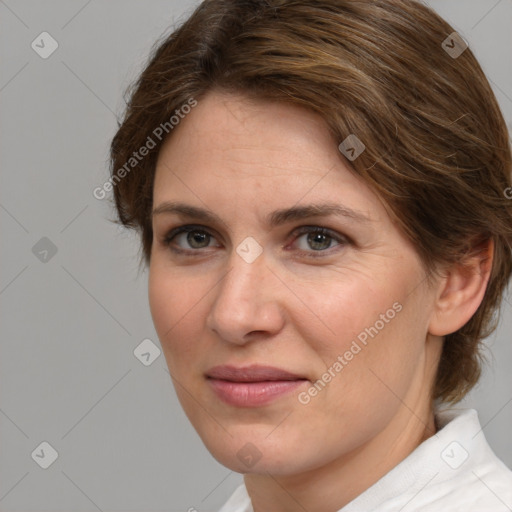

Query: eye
[163,225,221,253]
[290,226,348,255]
[161,224,349,257]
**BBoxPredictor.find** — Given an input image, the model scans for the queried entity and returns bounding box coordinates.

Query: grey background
[1,0,511,510]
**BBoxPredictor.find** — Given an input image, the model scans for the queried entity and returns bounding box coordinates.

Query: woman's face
[149,90,442,476]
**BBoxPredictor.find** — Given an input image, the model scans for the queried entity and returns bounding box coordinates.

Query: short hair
[109,0,512,404]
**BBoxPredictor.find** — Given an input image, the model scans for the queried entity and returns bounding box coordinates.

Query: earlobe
[428,239,494,337]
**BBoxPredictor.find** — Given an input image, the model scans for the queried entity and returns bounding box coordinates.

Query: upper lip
[206,365,306,382]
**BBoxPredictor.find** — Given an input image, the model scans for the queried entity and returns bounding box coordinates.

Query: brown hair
[109,0,512,403]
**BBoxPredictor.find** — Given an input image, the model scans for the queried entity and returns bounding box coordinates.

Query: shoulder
[418,458,512,511]
[344,408,512,512]
[406,408,512,511]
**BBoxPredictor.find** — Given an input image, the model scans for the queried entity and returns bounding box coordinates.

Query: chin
[197,425,317,475]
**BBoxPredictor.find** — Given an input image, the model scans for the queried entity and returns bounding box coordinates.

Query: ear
[429,238,494,337]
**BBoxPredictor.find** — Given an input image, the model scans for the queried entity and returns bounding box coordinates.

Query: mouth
[205,365,309,407]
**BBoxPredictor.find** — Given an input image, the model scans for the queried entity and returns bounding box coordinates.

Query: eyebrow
[152,201,372,227]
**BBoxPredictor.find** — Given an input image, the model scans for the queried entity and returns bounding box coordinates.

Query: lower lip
[207,379,307,407]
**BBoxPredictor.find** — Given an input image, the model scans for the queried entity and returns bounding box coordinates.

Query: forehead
[152,90,384,223]
[155,90,338,174]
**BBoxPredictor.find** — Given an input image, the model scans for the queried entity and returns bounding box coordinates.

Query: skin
[148,90,492,512]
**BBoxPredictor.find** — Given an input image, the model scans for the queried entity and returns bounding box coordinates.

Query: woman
[109,0,512,510]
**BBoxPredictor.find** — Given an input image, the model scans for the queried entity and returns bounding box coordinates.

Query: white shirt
[218,408,512,511]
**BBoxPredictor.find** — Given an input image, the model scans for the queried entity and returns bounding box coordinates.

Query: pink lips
[206,365,308,407]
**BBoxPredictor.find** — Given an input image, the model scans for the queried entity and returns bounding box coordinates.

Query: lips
[206,365,305,382]
[206,365,308,407]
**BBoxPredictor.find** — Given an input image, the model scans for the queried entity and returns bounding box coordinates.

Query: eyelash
[161,224,350,258]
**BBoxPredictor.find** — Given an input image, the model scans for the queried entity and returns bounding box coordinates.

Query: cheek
[148,268,175,336]
[296,274,399,359]
[297,266,425,399]
[148,266,207,365]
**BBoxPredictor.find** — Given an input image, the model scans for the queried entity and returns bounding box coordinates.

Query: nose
[206,250,285,345]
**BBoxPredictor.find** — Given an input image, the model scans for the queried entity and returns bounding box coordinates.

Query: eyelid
[291,225,349,243]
